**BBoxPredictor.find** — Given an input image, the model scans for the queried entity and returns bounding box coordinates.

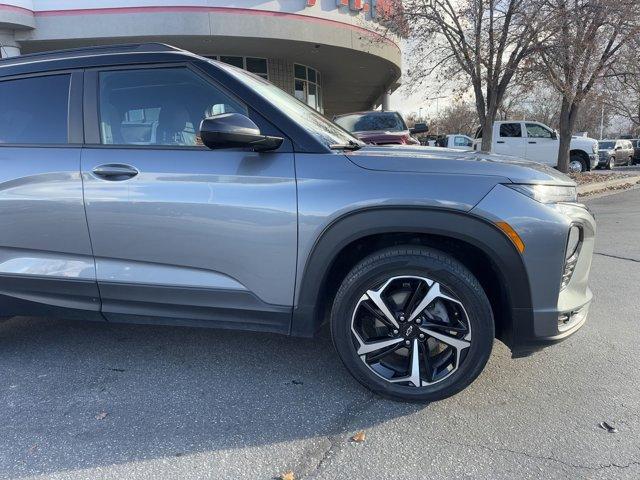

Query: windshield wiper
[329,140,363,151]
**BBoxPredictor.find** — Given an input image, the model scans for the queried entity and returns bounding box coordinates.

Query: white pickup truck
[473,120,599,172]
[437,134,474,150]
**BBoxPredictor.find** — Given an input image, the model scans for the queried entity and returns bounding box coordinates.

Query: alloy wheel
[350,275,471,387]
[568,159,584,173]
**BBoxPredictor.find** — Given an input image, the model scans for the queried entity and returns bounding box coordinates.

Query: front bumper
[597,152,611,166]
[473,186,596,357]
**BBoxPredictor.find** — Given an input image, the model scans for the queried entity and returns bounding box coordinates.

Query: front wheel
[606,156,614,170]
[569,154,586,173]
[330,246,494,402]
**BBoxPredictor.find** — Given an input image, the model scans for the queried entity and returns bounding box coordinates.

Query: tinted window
[0,74,70,144]
[500,123,522,138]
[525,123,553,139]
[98,68,246,146]
[334,112,406,133]
[599,141,614,149]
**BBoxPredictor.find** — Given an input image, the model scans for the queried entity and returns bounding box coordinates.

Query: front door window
[98,67,246,146]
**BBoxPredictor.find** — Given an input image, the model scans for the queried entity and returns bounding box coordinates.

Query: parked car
[473,120,599,172]
[437,134,474,150]
[597,139,634,169]
[0,44,595,402]
[629,139,640,165]
[333,110,427,146]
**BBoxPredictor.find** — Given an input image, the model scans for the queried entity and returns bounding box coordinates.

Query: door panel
[494,123,526,158]
[0,72,100,319]
[524,123,559,165]
[81,147,297,331]
[0,148,100,318]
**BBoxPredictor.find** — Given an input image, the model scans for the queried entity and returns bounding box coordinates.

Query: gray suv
[598,139,634,168]
[0,44,595,402]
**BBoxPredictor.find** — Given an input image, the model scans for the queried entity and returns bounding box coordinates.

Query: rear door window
[0,74,70,144]
[499,123,522,138]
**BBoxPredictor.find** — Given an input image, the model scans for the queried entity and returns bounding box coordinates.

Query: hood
[352,130,416,145]
[345,145,575,186]
[570,136,598,148]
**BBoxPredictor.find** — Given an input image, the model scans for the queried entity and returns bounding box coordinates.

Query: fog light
[558,306,588,332]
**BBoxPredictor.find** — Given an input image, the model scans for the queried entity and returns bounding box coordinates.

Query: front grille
[561,226,583,290]
[561,255,579,289]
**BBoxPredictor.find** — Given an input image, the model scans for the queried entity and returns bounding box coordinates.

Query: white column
[381,91,391,111]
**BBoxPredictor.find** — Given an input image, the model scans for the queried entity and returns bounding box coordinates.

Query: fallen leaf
[351,431,366,443]
[599,421,618,433]
[279,470,295,480]
[95,412,108,421]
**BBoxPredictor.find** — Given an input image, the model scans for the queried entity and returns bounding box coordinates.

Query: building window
[208,56,269,80]
[294,63,323,113]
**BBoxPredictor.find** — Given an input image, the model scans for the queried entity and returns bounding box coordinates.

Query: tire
[606,156,614,170]
[569,154,587,173]
[330,246,494,402]
[628,156,634,166]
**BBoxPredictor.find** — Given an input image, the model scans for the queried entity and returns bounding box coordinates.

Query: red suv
[333,111,427,146]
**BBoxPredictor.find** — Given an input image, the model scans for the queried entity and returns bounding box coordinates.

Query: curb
[577,175,640,196]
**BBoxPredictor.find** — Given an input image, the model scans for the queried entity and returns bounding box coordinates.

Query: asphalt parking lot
[1,187,639,480]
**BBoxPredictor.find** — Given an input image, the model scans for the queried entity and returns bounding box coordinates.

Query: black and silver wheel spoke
[351,275,472,388]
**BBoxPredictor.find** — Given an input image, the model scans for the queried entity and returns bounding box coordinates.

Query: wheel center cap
[402,324,417,339]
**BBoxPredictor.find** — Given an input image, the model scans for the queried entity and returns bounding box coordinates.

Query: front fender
[291,207,533,345]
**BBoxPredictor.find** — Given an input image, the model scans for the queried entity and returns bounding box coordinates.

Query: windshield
[334,112,406,133]
[599,141,615,150]
[213,61,359,147]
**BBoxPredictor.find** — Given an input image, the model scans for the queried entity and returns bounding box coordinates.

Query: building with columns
[0,0,401,116]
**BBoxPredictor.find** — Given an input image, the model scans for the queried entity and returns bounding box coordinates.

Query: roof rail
[0,43,183,66]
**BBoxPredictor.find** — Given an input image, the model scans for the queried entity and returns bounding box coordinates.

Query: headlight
[592,144,598,154]
[507,184,577,203]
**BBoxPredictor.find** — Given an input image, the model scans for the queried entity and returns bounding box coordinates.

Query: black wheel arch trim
[290,206,533,349]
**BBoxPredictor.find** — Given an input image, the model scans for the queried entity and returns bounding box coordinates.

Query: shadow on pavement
[0,316,422,477]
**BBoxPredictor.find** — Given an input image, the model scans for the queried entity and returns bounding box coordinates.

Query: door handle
[528,141,537,144]
[92,164,139,181]
[497,140,505,144]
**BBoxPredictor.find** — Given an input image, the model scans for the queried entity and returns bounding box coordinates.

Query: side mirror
[551,130,558,140]
[199,113,283,152]
[410,122,429,135]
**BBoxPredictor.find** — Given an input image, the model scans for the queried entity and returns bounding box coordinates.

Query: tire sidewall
[331,250,494,402]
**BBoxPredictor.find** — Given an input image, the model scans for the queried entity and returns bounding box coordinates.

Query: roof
[0,43,195,78]
[333,110,401,118]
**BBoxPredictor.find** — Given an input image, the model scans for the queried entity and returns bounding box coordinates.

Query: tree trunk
[557,97,577,173]
[480,116,494,152]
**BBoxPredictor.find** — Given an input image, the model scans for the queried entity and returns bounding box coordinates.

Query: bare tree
[392,0,546,151]
[432,102,480,136]
[605,38,640,136]
[535,0,640,172]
